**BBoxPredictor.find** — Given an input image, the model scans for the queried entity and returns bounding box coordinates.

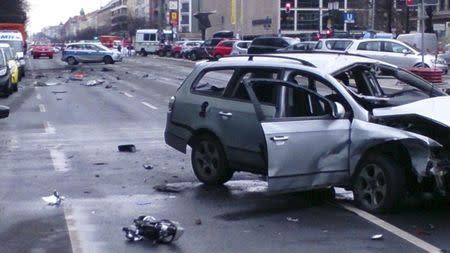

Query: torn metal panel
[262,119,351,193]
[350,119,441,178]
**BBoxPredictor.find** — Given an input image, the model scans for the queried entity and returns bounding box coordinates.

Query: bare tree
[0,0,28,23]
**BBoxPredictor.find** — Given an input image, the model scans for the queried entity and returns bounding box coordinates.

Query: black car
[188,38,223,61]
[0,48,12,97]
[247,37,298,54]
[156,44,173,57]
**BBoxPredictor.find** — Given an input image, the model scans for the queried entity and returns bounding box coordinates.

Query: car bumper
[34,52,53,56]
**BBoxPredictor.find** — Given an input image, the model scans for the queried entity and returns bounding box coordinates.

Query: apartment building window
[280,10,295,30]
[181,14,189,25]
[181,3,189,12]
[297,11,319,30]
[297,0,319,8]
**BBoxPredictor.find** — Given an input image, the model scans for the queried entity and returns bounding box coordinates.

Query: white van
[134,29,173,56]
[0,30,25,77]
[396,33,438,54]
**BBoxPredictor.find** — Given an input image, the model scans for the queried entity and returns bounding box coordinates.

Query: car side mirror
[332,102,346,119]
[0,105,10,119]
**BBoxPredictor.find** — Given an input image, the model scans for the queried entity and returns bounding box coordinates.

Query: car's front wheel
[67,57,77,65]
[353,154,405,213]
[191,134,234,185]
[189,52,198,61]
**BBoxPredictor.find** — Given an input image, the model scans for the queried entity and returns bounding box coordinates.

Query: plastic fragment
[42,190,65,206]
[143,164,153,170]
[194,219,202,225]
[286,217,299,222]
[153,185,182,193]
[371,234,383,240]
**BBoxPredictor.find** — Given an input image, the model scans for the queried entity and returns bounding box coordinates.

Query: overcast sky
[28,0,112,33]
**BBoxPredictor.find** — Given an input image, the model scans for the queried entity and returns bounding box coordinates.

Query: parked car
[171,41,203,58]
[0,47,13,96]
[32,42,53,59]
[61,42,122,65]
[212,40,236,59]
[314,38,354,52]
[187,38,223,61]
[397,33,438,54]
[230,40,251,55]
[165,52,450,213]
[346,39,448,73]
[0,44,19,91]
[277,41,317,52]
[155,43,173,57]
[438,43,450,66]
[247,36,298,54]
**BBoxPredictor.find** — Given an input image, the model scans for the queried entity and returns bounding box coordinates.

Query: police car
[61,42,122,65]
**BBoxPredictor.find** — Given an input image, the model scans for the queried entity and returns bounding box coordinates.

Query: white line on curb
[123,92,134,98]
[141,101,158,110]
[39,104,46,112]
[339,203,442,253]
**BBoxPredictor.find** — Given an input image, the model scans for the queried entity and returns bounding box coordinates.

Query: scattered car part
[371,234,384,240]
[118,144,136,153]
[153,184,182,193]
[42,190,64,206]
[143,164,154,170]
[122,216,184,243]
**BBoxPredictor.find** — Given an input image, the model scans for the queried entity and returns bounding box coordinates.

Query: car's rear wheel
[103,56,113,64]
[191,134,234,185]
[189,52,198,61]
[140,49,148,57]
[67,57,77,65]
[353,154,405,213]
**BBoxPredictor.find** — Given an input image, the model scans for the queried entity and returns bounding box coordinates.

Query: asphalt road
[0,54,448,253]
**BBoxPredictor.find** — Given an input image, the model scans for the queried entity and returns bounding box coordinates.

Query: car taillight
[168,96,176,112]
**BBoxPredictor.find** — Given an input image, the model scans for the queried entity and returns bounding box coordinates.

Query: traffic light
[406,0,415,6]
[285,3,292,13]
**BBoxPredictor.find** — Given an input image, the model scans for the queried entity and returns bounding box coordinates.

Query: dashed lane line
[39,104,46,112]
[141,101,158,110]
[123,92,134,98]
[339,203,443,253]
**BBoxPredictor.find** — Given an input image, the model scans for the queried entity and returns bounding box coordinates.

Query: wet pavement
[0,54,448,253]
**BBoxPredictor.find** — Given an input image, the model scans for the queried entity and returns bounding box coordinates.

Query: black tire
[103,56,113,64]
[191,134,234,185]
[190,52,198,61]
[67,57,77,65]
[353,154,405,213]
[140,49,148,57]
[49,55,53,59]
[174,52,181,58]
[165,51,172,57]
[158,50,164,57]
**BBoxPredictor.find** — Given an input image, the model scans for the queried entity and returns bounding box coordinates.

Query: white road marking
[39,104,46,112]
[63,207,82,253]
[44,121,56,134]
[339,203,442,253]
[123,92,134,98]
[36,94,42,100]
[141,101,158,110]
[49,147,70,172]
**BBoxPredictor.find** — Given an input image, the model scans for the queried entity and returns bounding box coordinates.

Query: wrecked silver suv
[165,53,450,213]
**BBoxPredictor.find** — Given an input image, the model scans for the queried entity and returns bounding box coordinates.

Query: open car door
[244,78,351,192]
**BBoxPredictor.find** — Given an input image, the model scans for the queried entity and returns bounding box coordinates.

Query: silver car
[347,39,448,74]
[61,43,122,65]
[165,53,450,213]
[230,40,251,55]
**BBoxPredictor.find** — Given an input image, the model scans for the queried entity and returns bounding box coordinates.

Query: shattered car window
[192,69,234,96]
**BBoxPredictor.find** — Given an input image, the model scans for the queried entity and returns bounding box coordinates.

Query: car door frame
[243,78,351,193]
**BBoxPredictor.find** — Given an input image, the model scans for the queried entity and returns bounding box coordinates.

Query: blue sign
[343,12,355,24]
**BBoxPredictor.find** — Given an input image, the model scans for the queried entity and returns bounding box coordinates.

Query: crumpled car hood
[373,96,450,127]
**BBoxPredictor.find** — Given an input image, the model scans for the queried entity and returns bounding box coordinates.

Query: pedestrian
[117,44,122,54]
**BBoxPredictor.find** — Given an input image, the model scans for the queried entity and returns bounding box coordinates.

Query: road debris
[95,174,100,178]
[334,187,354,200]
[83,80,105,86]
[93,162,108,166]
[153,184,182,193]
[122,216,184,243]
[34,73,47,79]
[116,76,121,80]
[136,202,152,206]
[194,219,202,225]
[51,91,67,94]
[286,217,299,222]
[371,234,384,240]
[101,67,113,72]
[142,74,149,78]
[34,81,60,87]
[42,190,65,206]
[118,144,136,153]
[143,164,153,170]
[70,72,86,81]
[56,98,63,101]
[105,84,113,89]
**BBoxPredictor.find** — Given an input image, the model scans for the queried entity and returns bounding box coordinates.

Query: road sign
[343,12,355,23]
[433,23,446,31]
[169,0,178,10]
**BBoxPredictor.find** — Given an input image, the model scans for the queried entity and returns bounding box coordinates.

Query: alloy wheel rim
[194,141,220,179]
[355,164,387,209]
